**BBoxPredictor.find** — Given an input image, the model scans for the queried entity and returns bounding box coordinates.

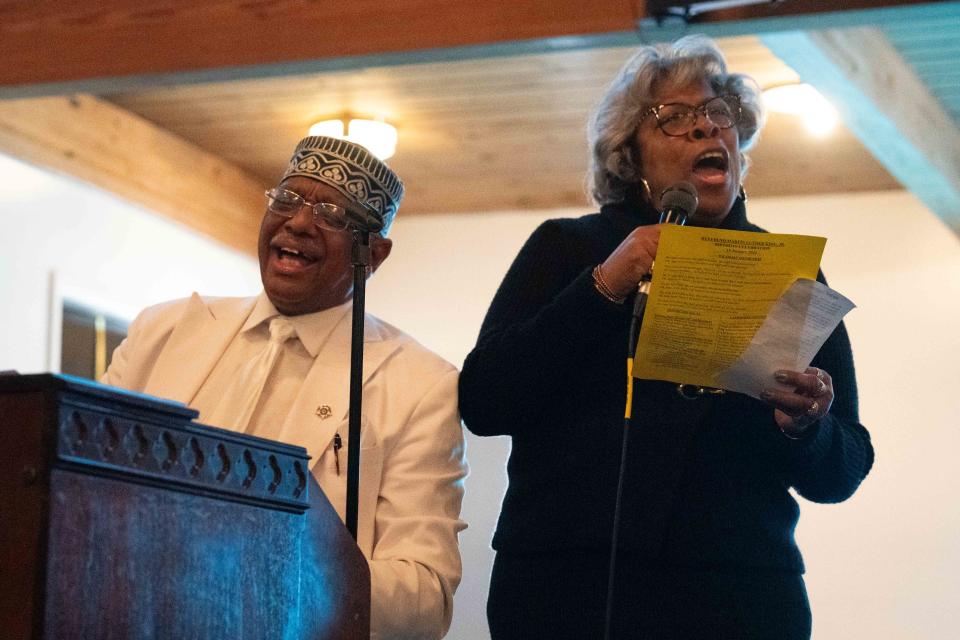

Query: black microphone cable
[603,183,696,640]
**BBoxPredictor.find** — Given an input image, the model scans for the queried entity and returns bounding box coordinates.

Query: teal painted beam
[761,29,960,233]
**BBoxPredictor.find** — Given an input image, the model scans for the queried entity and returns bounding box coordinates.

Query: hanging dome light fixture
[308,116,398,160]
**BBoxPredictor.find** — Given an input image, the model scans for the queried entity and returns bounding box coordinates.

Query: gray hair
[587,35,765,206]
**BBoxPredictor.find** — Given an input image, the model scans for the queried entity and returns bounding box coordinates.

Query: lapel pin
[316,404,333,419]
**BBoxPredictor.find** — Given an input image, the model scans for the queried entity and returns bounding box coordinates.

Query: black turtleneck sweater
[459,197,873,572]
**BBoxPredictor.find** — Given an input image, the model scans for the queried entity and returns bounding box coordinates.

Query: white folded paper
[715,278,855,399]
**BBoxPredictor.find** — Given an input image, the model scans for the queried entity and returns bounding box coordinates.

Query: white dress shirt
[192,292,352,441]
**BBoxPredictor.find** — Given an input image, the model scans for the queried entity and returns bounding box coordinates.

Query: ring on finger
[805,400,820,417]
[814,379,827,396]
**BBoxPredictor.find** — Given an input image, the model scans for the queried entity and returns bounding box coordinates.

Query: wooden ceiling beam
[0,0,639,94]
[0,95,265,256]
[0,1,934,97]
[762,28,960,234]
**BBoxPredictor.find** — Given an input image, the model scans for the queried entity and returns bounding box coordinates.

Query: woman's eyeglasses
[643,94,741,137]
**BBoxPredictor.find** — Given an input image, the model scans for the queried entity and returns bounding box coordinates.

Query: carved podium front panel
[0,374,369,640]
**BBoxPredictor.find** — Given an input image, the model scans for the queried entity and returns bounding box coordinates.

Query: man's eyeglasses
[264,187,352,232]
[643,94,741,137]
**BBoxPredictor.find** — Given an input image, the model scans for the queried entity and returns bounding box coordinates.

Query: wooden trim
[0,95,265,256]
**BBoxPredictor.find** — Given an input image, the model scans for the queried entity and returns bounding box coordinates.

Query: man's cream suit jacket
[103,293,467,640]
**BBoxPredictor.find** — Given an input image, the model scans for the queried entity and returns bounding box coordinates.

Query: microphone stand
[603,208,688,640]
[603,276,650,640]
[345,228,372,541]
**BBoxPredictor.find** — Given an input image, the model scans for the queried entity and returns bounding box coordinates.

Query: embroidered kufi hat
[281,136,405,236]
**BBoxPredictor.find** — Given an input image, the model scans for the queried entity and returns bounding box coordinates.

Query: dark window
[60,301,129,380]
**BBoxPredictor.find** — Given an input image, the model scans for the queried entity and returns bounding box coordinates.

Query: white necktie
[206,316,297,433]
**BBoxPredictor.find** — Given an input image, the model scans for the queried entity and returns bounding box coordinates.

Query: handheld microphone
[657,181,698,225]
[633,182,699,317]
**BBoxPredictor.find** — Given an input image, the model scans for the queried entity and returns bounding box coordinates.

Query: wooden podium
[0,374,369,639]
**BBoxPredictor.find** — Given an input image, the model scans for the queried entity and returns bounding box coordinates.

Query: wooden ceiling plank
[0,94,265,256]
[762,27,960,233]
[103,38,805,125]
[93,32,896,206]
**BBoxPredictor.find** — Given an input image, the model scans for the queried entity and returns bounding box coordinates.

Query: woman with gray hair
[459,35,872,639]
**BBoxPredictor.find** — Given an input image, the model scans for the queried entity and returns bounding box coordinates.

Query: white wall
[0,152,261,373]
[368,209,570,638]
[749,192,960,639]
[3,152,957,638]
[369,190,960,640]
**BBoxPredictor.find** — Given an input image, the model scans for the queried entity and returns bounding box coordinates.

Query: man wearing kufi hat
[104,136,467,639]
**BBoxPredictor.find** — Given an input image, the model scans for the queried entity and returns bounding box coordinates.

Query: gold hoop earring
[639,177,653,204]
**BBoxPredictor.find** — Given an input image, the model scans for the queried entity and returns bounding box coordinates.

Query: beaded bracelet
[592,265,626,304]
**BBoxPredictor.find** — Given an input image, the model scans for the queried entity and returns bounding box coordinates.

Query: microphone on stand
[343,200,383,541]
[344,202,385,234]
